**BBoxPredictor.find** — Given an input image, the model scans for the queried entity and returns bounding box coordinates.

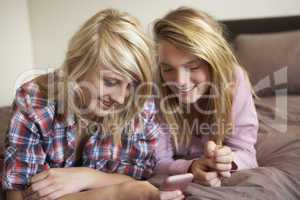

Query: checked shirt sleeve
[2,85,48,190]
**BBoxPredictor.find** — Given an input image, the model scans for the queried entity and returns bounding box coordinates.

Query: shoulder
[232,65,252,98]
[13,74,59,134]
[234,65,251,88]
[231,65,257,119]
[15,78,48,108]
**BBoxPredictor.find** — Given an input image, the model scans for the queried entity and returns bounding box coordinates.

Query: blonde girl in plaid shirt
[3,9,183,200]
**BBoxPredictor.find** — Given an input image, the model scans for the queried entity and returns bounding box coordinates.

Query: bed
[180,16,300,200]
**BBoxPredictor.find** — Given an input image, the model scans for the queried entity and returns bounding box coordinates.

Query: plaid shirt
[2,81,160,190]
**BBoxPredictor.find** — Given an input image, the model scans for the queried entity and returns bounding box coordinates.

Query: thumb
[205,141,217,158]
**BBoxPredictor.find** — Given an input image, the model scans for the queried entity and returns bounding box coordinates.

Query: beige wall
[0,0,299,106]
[27,0,300,69]
[0,0,34,106]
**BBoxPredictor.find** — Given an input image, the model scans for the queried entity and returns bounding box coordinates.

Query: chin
[177,93,203,105]
[93,108,110,117]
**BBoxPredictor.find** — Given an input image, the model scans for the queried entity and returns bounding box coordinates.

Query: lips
[102,101,113,107]
[177,85,197,95]
[98,98,114,109]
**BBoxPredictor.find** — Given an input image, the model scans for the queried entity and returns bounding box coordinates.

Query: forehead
[158,40,198,66]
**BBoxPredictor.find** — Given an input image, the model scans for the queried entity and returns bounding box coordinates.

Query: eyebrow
[184,59,199,65]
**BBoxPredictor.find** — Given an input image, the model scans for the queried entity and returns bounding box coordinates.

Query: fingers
[205,142,233,162]
[25,183,59,200]
[160,190,184,200]
[204,171,218,181]
[25,178,53,197]
[193,169,218,182]
[209,177,221,187]
[215,152,234,163]
[214,162,232,178]
[194,143,235,187]
[191,157,226,187]
[214,146,231,157]
[24,192,38,200]
[215,162,232,171]
[195,157,229,172]
[24,170,60,200]
[31,170,49,183]
[194,176,221,187]
[173,195,185,200]
[214,146,233,173]
[40,189,65,200]
[205,141,232,157]
[193,160,231,180]
[218,171,231,178]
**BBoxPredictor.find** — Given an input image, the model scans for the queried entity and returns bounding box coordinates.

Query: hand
[117,181,161,200]
[160,190,185,200]
[189,158,221,187]
[205,141,234,178]
[24,167,92,200]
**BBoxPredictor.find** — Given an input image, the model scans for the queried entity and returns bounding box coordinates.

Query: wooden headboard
[220,15,300,42]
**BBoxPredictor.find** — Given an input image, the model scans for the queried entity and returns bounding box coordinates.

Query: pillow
[254,95,300,176]
[255,131,300,177]
[234,30,300,96]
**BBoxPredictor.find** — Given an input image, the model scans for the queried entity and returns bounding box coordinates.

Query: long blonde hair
[37,9,154,144]
[153,7,239,147]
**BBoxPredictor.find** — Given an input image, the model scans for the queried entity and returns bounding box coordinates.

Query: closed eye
[187,64,201,70]
[160,64,173,72]
[103,78,119,87]
[185,61,201,71]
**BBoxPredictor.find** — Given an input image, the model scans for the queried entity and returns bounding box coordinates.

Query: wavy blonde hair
[153,7,241,147]
[37,9,154,144]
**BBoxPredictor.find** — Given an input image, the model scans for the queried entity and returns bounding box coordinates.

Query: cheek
[160,71,173,83]
[192,69,211,83]
[98,86,112,97]
[97,81,111,97]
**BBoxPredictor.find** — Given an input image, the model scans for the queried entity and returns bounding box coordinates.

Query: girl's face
[158,40,211,104]
[80,65,134,117]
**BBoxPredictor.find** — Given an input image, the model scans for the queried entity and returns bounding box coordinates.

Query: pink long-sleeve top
[155,66,259,174]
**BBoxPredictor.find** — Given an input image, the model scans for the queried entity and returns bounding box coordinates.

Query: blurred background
[0,0,299,106]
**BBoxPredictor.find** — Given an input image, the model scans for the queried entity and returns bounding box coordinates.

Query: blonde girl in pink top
[153,7,258,191]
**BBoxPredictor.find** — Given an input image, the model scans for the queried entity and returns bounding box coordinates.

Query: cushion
[0,106,12,196]
[234,30,300,96]
[0,106,12,153]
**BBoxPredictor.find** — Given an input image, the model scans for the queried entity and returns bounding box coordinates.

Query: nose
[110,84,129,105]
[175,68,189,88]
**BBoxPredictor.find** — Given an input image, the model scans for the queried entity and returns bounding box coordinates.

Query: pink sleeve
[225,66,259,170]
[154,131,194,175]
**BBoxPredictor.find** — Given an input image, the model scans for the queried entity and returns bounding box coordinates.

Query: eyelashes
[103,79,119,87]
